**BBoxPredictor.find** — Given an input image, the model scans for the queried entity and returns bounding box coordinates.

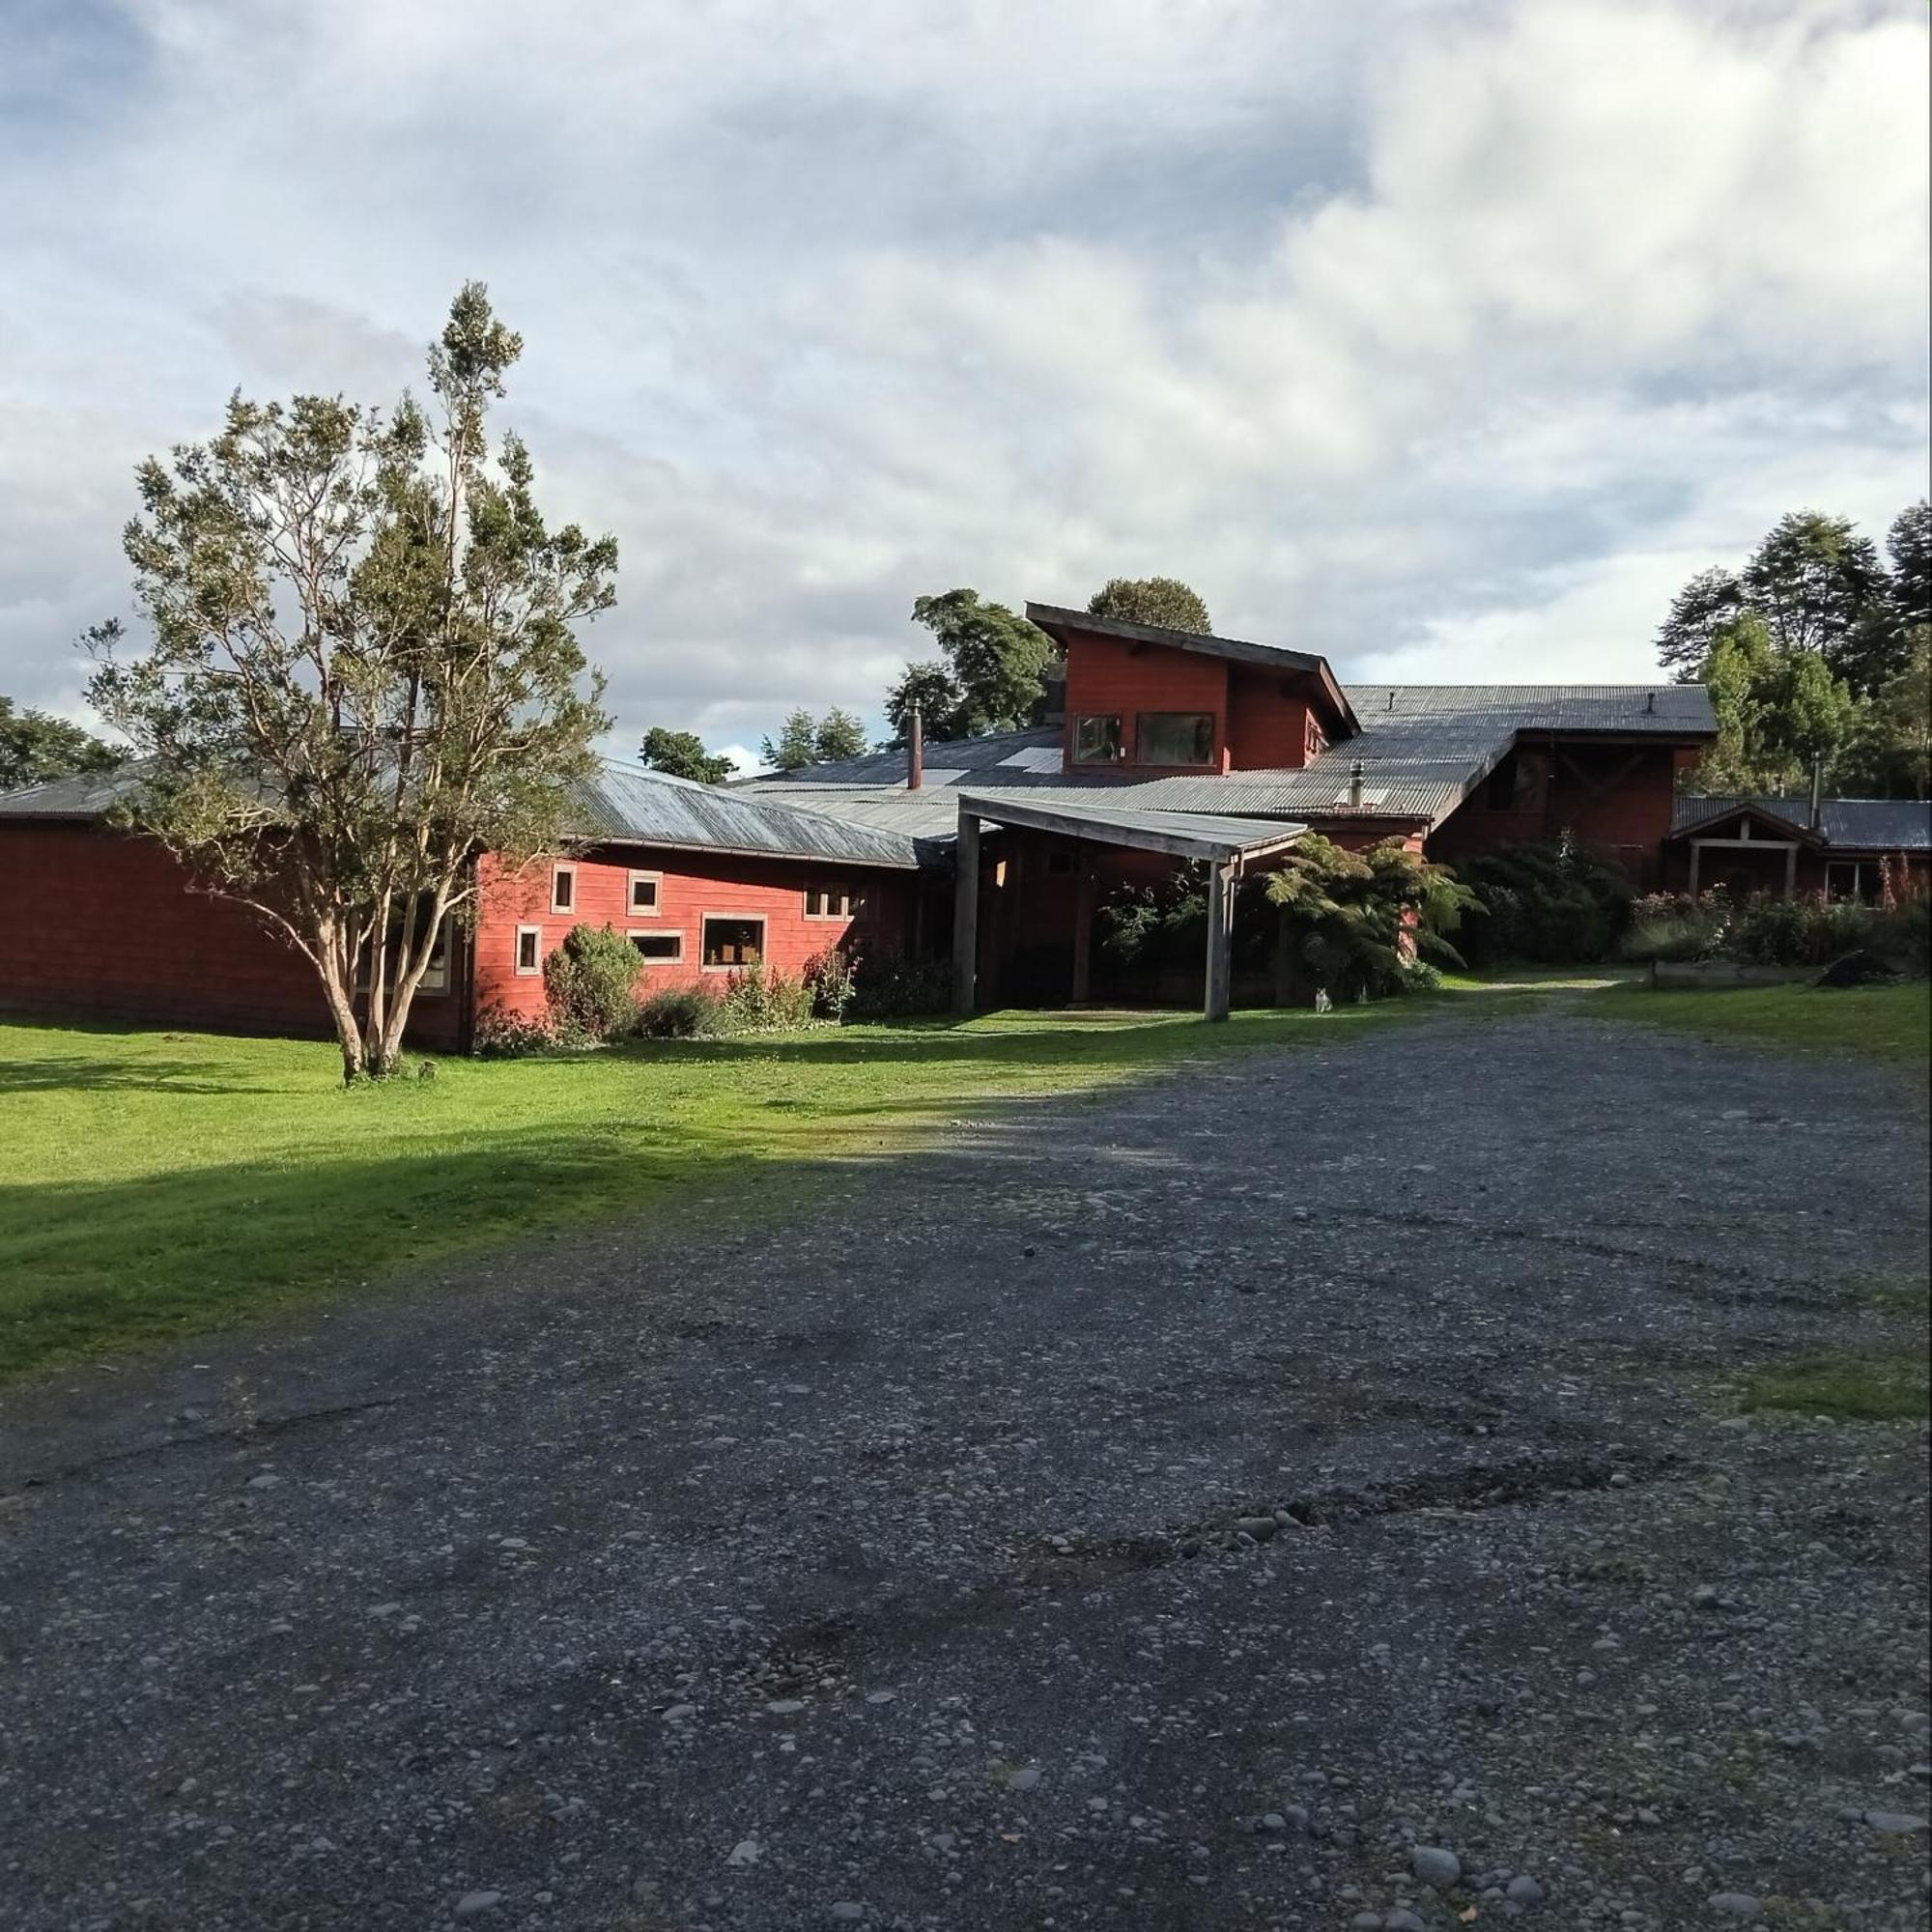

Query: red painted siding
[1061,633,1230,775]
[0,821,461,1045]
[473,845,911,1023]
[1225,668,1320,771]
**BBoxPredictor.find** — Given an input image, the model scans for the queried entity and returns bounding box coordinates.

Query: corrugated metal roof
[1670,795,1932,852]
[0,757,924,870]
[955,788,1307,857]
[742,726,1058,787]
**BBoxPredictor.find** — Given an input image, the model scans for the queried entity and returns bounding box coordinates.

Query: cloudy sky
[3,0,1926,766]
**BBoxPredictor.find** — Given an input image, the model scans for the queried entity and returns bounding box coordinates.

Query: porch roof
[953,788,1307,863]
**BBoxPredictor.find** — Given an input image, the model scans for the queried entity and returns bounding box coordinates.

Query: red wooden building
[0,762,921,1047]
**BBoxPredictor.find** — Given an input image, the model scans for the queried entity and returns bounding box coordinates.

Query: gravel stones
[452,1892,502,1919]
[1706,1894,1762,1920]
[1410,1845,1462,1889]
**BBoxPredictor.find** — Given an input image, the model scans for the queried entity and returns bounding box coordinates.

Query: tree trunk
[313,936,368,1086]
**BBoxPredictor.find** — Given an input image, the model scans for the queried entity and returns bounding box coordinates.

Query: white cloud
[0,0,1924,743]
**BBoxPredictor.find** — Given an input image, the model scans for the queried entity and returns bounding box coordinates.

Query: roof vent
[1385,690,1394,712]
[1348,759,1365,809]
[1645,691,1656,714]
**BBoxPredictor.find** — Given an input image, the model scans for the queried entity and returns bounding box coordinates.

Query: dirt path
[2,1005,1927,1931]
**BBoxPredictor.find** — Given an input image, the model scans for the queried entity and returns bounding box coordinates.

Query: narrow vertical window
[515,925,542,975]
[551,864,577,914]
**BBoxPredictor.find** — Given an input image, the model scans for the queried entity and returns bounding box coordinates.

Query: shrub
[635,986,723,1038]
[845,953,952,1020]
[802,947,858,1020]
[718,963,816,1033]
[1457,838,1634,965]
[1620,891,1731,963]
[1730,893,1875,967]
[1875,890,1931,977]
[473,1008,560,1057]
[542,923,639,1042]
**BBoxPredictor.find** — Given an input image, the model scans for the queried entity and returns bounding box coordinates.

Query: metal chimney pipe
[908,705,924,792]
[1348,758,1365,808]
[1808,753,1823,832]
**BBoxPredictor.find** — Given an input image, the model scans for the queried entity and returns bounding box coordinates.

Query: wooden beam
[1205,858,1236,1022]
[1069,861,1094,1004]
[952,808,980,1016]
[1689,839,1701,896]
[1784,843,1797,897]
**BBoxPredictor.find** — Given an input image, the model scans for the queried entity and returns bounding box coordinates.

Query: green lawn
[0,1005,1400,1382]
[1586,980,1932,1074]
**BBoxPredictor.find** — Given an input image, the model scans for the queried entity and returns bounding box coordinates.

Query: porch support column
[1205,857,1236,1022]
[1069,855,1094,1005]
[952,806,981,1016]
[1688,841,1703,897]
[1783,843,1798,898]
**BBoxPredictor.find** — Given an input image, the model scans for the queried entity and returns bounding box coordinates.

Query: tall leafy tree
[1087,576,1212,633]
[883,661,968,746]
[0,696,122,790]
[907,589,1054,734]
[86,283,615,1084]
[1739,510,1895,693]
[1886,499,1931,627]
[1656,567,1746,679]
[638,725,736,784]
[813,708,869,763]
[760,708,820,770]
[1834,628,1931,798]
[1696,613,1855,793]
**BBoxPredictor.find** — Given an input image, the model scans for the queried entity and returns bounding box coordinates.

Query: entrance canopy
[951,790,1307,1021]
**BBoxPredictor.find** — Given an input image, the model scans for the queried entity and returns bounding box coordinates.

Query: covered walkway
[951,790,1306,1021]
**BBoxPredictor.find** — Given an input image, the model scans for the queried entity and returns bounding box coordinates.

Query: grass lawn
[0,1004,1402,1382]
[1586,980,1932,1075]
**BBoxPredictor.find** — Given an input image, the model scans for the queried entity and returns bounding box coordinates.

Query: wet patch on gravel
[0,1005,1926,1931]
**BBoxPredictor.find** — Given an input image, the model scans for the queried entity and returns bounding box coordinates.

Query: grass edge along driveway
[2,1004,1406,1383]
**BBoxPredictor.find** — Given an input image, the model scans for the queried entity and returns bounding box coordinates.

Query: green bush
[542,923,639,1042]
[635,986,723,1038]
[845,953,952,1019]
[1457,838,1634,964]
[1877,892,1931,977]
[718,963,816,1033]
[1620,892,1731,963]
[802,948,858,1020]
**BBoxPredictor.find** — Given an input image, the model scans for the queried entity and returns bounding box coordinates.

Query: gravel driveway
[3,1002,1928,1932]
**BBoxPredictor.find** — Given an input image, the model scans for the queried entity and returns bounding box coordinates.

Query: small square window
[702,916,766,969]
[551,863,577,914]
[630,931,684,963]
[1074,714,1122,763]
[628,870,662,915]
[515,925,542,975]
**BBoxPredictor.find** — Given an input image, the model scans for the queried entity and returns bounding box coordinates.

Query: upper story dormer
[1026,605,1360,777]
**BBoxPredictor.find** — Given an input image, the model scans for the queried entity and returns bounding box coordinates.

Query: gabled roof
[1026,604,1361,738]
[0,757,924,870]
[956,789,1306,863]
[1669,795,1932,853]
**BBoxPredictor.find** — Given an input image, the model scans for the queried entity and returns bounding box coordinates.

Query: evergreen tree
[638,725,736,784]
[1087,576,1212,633]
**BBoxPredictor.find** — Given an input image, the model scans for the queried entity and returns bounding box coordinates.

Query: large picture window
[701,915,766,970]
[1135,711,1215,767]
[1073,714,1122,763]
[1826,860,1882,903]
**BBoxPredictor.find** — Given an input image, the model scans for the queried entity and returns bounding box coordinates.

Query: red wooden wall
[0,821,461,1045]
[472,845,912,1024]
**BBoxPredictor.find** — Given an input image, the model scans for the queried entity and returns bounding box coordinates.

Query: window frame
[1825,859,1880,904]
[416,916,452,997]
[514,924,543,976]
[1072,713,1123,764]
[626,869,664,917]
[804,882,864,921]
[700,912,768,972]
[550,862,578,915]
[1133,710,1217,768]
[628,929,686,965]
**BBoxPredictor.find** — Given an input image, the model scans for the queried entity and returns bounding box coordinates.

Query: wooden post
[1205,858,1235,1022]
[1688,841,1702,897]
[1783,843,1797,898]
[1069,856,1094,1005]
[953,808,980,1016]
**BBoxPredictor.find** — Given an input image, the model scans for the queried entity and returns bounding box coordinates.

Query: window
[701,915,765,969]
[1826,860,1882,903]
[1135,711,1215,767]
[514,925,542,975]
[356,900,450,996]
[627,870,662,915]
[551,863,577,914]
[417,918,451,996]
[1073,713,1123,763]
[805,883,865,920]
[629,931,685,964]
